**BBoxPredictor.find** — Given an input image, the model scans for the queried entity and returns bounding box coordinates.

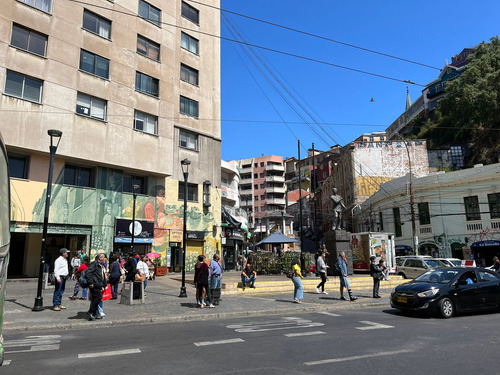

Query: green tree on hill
[418,36,500,165]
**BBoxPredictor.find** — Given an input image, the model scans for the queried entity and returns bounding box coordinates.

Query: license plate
[397,297,407,303]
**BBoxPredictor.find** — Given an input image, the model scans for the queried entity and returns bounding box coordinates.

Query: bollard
[120,281,145,305]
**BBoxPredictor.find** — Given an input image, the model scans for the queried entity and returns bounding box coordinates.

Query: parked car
[396,257,447,279]
[391,267,500,318]
[395,255,432,267]
[434,258,462,267]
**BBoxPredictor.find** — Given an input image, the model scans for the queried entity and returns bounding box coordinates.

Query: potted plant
[154,256,168,276]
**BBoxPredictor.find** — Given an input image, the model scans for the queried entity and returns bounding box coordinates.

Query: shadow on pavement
[5,299,32,310]
[180,302,201,309]
[67,311,90,320]
[274,299,295,304]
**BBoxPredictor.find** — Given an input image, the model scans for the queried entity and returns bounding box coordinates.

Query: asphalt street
[2,306,499,374]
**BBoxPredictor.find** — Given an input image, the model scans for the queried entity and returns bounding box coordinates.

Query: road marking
[319,312,341,317]
[227,317,324,333]
[194,338,245,347]
[78,348,141,359]
[4,335,61,353]
[3,360,11,366]
[305,349,415,365]
[355,321,394,330]
[284,331,326,337]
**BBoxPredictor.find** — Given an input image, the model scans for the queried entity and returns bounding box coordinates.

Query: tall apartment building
[234,155,286,233]
[1,0,221,277]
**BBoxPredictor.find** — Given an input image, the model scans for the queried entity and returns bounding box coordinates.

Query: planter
[155,266,168,276]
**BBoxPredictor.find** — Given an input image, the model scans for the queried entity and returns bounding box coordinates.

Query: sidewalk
[3,273,394,333]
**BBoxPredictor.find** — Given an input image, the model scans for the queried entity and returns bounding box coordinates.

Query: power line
[187,0,441,71]
[69,0,426,87]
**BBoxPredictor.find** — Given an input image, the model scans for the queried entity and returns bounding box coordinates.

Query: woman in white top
[137,256,150,290]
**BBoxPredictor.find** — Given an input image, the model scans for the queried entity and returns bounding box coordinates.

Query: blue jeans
[292,276,303,300]
[241,274,255,287]
[210,276,222,289]
[53,277,67,307]
[73,282,88,298]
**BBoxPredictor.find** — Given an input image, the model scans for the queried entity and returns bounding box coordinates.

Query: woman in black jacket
[86,253,107,320]
[124,253,137,282]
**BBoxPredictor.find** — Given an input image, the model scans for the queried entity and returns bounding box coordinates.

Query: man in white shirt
[53,248,70,311]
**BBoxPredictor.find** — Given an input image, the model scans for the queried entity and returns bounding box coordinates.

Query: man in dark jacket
[369,256,383,299]
[85,253,108,321]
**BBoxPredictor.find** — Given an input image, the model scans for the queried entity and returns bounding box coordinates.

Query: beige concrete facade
[1,0,221,276]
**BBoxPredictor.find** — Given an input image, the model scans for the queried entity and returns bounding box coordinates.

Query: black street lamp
[33,129,62,312]
[179,158,190,298]
[130,184,140,253]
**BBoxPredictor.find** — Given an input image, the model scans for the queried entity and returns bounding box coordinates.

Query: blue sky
[220,0,500,161]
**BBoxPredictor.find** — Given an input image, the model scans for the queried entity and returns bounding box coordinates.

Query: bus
[0,131,10,366]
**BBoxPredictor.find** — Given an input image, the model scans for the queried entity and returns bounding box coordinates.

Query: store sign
[473,240,500,247]
[187,231,205,241]
[170,230,183,242]
[115,219,154,238]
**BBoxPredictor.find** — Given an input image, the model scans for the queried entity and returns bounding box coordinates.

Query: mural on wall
[15,167,221,271]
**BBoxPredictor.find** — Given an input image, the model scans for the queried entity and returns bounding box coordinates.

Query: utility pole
[312,143,318,249]
[298,140,305,275]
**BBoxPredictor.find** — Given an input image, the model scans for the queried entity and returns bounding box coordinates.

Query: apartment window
[138,0,161,26]
[254,196,258,201]
[464,196,481,221]
[180,64,199,86]
[134,110,157,135]
[181,1,199,24]
[76,92,107,120]
[393,207,402,237]
[64,164,94,187]
[180,96,198,118]
[260,184,265,189]
[80,50,109,79]
[123,174,146,194]
[260,195,265,200]
[11,24,47,56]
[254,163,257,167]
[179,130,198,150]
[254,207,259,213]
[253,184,258,189]
[488,193,500,219]
[4,70,42,103]
[178,182,198,202]
[8,155,29,179]
[418,202,431,225]
[19,0,52,12]
[135,72,159,97]
[203,182,211,207]
[83,10,111,39]
[260,162,264,167]
[181,32,199,54]
[137,35,160,61]
[253,173,257,178]
[260,173,265,178]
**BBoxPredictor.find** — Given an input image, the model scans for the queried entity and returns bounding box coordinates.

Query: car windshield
[424,259,446,268]
[415,269,460,283]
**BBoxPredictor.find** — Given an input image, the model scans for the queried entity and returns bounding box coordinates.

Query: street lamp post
[130,184,140,253]
[396,133,418,255]
[297,141,305,276]
[33,129,62,312]
[179,158,190,298]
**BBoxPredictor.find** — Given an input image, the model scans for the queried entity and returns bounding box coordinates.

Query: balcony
[266,175,285,183]
[466,222,483,232]
[240,166,252,174]
[221,186,238,203]
[266,186,286,194]
[267,198,286,205]
[266,164,284,172]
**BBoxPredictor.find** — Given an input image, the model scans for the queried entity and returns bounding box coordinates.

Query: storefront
[222,227,244,271]
[471,240,500,267]
[113,218,154,255]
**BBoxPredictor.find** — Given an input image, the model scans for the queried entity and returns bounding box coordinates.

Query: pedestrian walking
[336,251,357,301]
[369,256,383,298]
[291,257,304,303]
[69,256,89,300]
[493,256,500,273]
[70,252,81,279]
[137,255,149,290]
[315,249,329,294]
[108,255,121,299]
[124,253,137,282]
[209,254,222,305]
[196,256,214,308]
[85,253,108,321]
[53,248,70,311]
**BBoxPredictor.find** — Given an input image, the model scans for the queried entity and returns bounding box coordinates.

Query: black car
[391,267,500,318]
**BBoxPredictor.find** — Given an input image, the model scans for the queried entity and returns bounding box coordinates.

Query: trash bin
[133,281,143,299]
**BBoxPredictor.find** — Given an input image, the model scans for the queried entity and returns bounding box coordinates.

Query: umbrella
[147,252,160,258]
[256,232,298,246]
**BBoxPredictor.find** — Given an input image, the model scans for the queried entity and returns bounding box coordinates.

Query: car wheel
[398,272,407,279]
[439,298,454,318]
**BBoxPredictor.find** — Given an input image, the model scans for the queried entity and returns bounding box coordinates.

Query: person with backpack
[85,253,108,321]
[336,251,357,301]
[69,256,90,300]
[108,255,121,299]
[291,257,304,303]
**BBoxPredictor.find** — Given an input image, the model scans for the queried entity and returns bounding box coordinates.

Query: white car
[434,258,462,267]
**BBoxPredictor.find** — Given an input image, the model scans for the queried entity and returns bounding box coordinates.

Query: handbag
[102,284,112,300]
[286,270,294,279]
[135,273,146,282]
[332,264,341,277]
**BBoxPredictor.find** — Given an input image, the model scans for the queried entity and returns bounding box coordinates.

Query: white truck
[350,232,396,273]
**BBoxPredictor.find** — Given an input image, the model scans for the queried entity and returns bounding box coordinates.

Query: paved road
[2,307,498,374]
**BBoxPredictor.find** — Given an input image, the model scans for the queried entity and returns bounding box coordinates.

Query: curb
[3,299,389,333]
